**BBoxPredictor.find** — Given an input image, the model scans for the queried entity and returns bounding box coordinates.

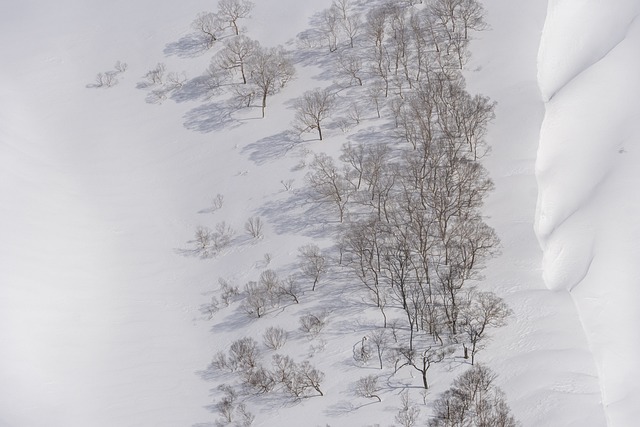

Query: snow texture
[537,0,640,425]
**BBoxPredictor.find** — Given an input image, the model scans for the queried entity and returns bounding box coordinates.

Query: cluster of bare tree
[192,0,255,49]
[89,60,128,88]
[300,0,510,394]
[207,35,295,117]
[429,365,518,426]
[311,0,486,84]
[212,337,325,401]
[211,243,325,318]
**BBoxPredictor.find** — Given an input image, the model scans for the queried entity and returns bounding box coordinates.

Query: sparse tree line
[294,1,518,424]
[208,335,325,425]
[190,0,297,117]
[172,0,516,424]
[206,242,327,317]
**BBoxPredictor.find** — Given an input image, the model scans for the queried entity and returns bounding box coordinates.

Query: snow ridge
[536,1,640,425]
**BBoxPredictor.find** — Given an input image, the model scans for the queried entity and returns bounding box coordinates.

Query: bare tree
[400,345,453,389]
[145,63,166,85]
[263,326,288,350]
[460,291,512,364]
[228,337,259,371]
[334,0,361,48]
[193,225,213,257]
[242,365,275,394]
[246,45,295,117]
[319,6,340,52]
[219,277,240,306]
[456,0,487,39]
[307,153,351,222]
[211,221,235,253]
[429,365,518,427]
[217,0,254,35]
[299,312,326,337]
[245,216,264,238]
[369,329,390,369]
[354,375,382,402]
[242,281,269,318]
[215,384,237,423]
[192,12,222,48]
[395,390,420,427]
[277,275,301,304]
[293,88,335,141]
[298,244,327,291]
[216,35,258,84]
[235,403,255,427]
[336,52,364,86]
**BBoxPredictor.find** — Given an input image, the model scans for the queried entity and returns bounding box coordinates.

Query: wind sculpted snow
[537,0,640,425]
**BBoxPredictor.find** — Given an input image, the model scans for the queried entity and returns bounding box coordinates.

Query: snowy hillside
[0,0,636,426]
[537,0,640,425]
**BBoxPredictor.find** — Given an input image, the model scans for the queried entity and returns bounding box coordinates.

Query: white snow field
[0,0,635,426]
[537,0,640,425]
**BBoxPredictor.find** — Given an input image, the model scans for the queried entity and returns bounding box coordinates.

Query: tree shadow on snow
[183,101,240,133]
[164,33,210,58]
[257,190,334,239]
[170,75,212,103]
[241,130,301,165]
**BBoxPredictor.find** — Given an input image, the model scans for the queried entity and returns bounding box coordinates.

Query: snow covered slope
[537,1,640,425]
[1,0,635,425]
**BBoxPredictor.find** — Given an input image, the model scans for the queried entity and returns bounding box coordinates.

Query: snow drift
[537,0,640,425]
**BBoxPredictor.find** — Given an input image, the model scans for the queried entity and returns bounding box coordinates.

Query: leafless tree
[217,35,258,84]
[307,153,351,222]
[193,225,213,257]
[319,7,340,52]
[354,375,382,402]
[242,281,269,318]
[229,337,259,371]
[296,361,325,397]
[299,312,326,337]
[235,403,255,427]
[293,88,335,141]
[215,384,237,423]
[395,389,420,427]
[245,45,295,117]
[95,71,118,88]
[399,345,453,389]
[217,0,254,35]
[114,60,128,73]
[429,365,518,427]
[219,277,240,306]
[336,52,364,86]
[369,329,390,369]
[460,291,512,364]
[334,0,361,48]
[242,365,275,394]
[145,63,166,85]
[456,0,487,39]
[298,244,327,291]
[277,275,301,304]
[245,216,264,238]
[192,12,222,48]
[211,221,235,253]
[263,326,288,350]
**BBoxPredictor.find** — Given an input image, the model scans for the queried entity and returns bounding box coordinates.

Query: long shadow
[241,130,301,165]
[164,33,210,58]
[171,75,211,103]
[257,189,334,238]
[183,100,240,133]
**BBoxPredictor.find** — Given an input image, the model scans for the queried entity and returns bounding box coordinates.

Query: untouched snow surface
[0,0,634,425]
[537,0,640,425]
